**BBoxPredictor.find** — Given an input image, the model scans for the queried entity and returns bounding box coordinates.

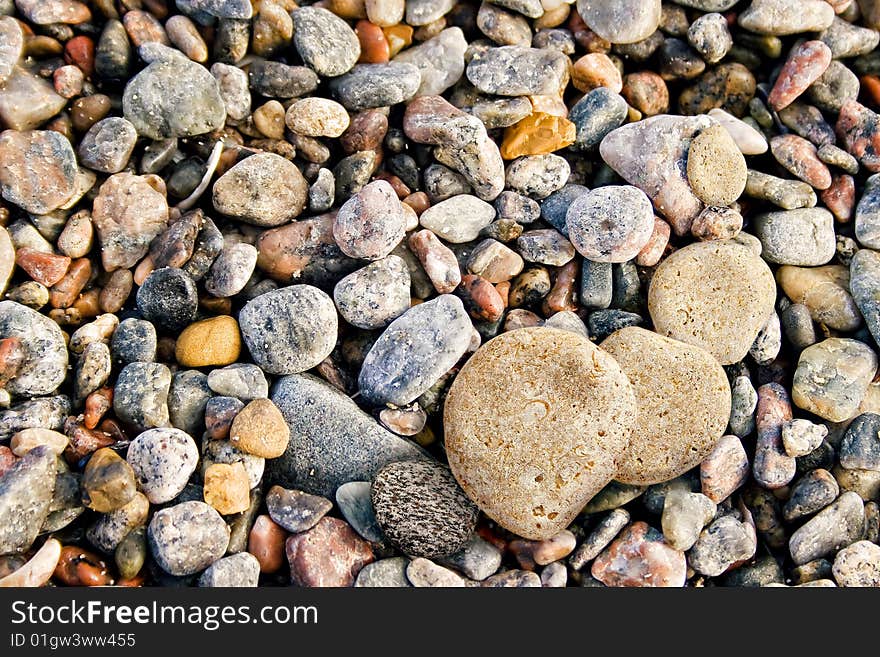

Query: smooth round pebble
[126,428,200,504]
[565,185,655,263]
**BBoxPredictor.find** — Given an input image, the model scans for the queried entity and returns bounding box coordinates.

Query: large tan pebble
[601,327,731,485]
[648,240,776,365]
[444,327,637,541]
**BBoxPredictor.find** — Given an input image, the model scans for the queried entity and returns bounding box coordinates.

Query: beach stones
[285,517,374,587]
[126,428,199,504]
[0,129,77,214]
[467,46,569,97]
[576,0,661,45]
[686,124,747,207]
[565,185,655,263]
[148,501,230,576]
[753,208,836,266]
[601,327,731,486]
[213,153,308,227]
[591,521,687,587]
[358,294,472,406]
[333,256,411,330]
[238,285,337,375]
[292,7,360,77]
[0,446,56,554]
[648,240,776,365]
[444,327,636,540]
[0,301,67,397]
[333,180,406,260]
[371,460,478,558]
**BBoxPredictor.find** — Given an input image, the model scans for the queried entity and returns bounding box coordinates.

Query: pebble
[0,67,67,132]
[700,435,750,503]
[600,114,715,236]
[334,257,410,330]
[832,540,880,587]
[569,88,629,151]
[687,13,732,65]
[285,98,350,138]
[753,208,835,266]
[359,294,472,406]
[707,108,767,155]
[516,230,575,267]
[738,0,834,35]
[372,460,478,558]
[336,481,385,544]
[179,0,253,19]
[123,59,225,139]
[213,153,308,227]
[576,0,660,45]
[82,447,137,513]
[334,180,407,259]
[745,169,817,210]
[661,490,716,552]
[569,509,630,570]
[286,517,374,587]
[687,124,748,207]
[777,264,862,332]
[110,319,157,367]
[248,60,319,98]
[789,491,865,565]
[86,492,149,553]
[9,429,67,457]
[329,63,421,111]
[770,135,832,190]
[269,373,425,497]
[205,243,258,298]
[572,53,622,94]
[792,339,878,422]
[265,485,332,534]
[0,446,56,554]
[648,240,777,365]
[202,462,250,515]
[856,174,880,249]
[445,327,636,540]
[76,117,137,174]
[820,16,879,59]
[591,521,686,587]
[566,185,654,263]
[0,301,67,397]
[783,469,840,521]
[175,316,241,368]
[688,510,757,577]
[500,112,577,159]
[148,501,230,576]
[248,514,286,574]
[837,100,880,173]
[393,27,466,96]
[780,419,828,460]
[0,129,78,215]
[210,62,250,120]
[466,46,568,96]
[0,16,23,85]
[840,413,880,471]
[227,398,290,459]
[602,327,730,485]
[198,552,260,587]
[238,285,337,375]
[201,439,264,490]
[355,557,411,587]
[292,7,360,77]
[439,535,502,580]
[137,268,198,333]
[126,428,199,504]
[406,557,467,587]
[510,530,577,570]
[768,41,832,112]
[505,155,569,200]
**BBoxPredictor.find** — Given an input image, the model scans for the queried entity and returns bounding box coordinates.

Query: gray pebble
[643,474,701,515]
[832,540,880,587]
[213,153,309,227]
[149,500,230,576]
[268,373,425,497]
[505,154,570,199]
[184,217,224,281]
[749,311,781,365]
[424,164,472,203]
[336,481,385,544]
[405,0,456,25]
[239,285,337,375]
[0,396,69,441]
[266,485,332,533]
[0,300,67,397]
[544,310,588,338]
[783,469,840,521]
[355,557,411,587]
[393,27,467,96]
[177,0,253,19]
[113,362,171,430]
[127,427,200,504]
[540,561,568,587]
[247,60,319,98]
[569,509,630,570]
[517,229,575,267]
[372,459,478,559]
[721,555,784,587]
[687,12,732,64]
[123,59,225,139]
[817,143,859,175]
[661,490,716,551]
[330,63,421,111]
[495,191,540,224]
[210,62,250,120]
[782,418,828,458]
[77,117,137,174]
[789,491,865,565]
[0,446,55,554]
[308,168,335,213]
[198,552,260,587]
[688,510,757,577]
[580,260,613,310]
[587,309,643,342]
[95,19,131,80]
[819,16,880,59]
[807,60,859,114]
[74,342,111,405]
[86,492,149,553]
[205,243,257,298]
[359,294,472,406]
[569,88,629,151]
[851,248,880,346]
[333,256,411,330]
[780,303,817,350]
[207,363,268,401]
[482,569,542,587]
[136,268,198,333]
[840,413,880,471]
[406,557,467,587]
[583,481,646,514]
[856,173,880,249]
[466,45,569,96]
[438,534,502,581]
[752,208,836,266]
[419,194,495,243]
[168,370,211,436]
[292,6,360,77]
[729,375,757,438]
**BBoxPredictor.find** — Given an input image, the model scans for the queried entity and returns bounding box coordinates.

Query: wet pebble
[148,501,229,576]
[286,517,374,587]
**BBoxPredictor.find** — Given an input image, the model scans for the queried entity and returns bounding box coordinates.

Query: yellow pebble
[175,315,241,368]
[500,112,577,160]
[203,462,250,515]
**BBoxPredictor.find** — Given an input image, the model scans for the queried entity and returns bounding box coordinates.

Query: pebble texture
[445,327,636,540]
[148,501,230,576]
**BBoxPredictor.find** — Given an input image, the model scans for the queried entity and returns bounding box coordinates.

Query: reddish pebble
[455,274,504,322]
[700,434,750,503]
[356,20,389,63]
[572,53,622,93]
[402,191,430,216]
[636,217,671,267]
[543,260,578,313]
[821,174,855,223]
[15,248,71,287]
[691,206,743,241]
[64,35,95,77]
[0,337,25,387]
[0,446,16,478]
[622,71,669,117]
[84,387,113,430]
[340,110,388,153]
[53,65,84,99]
[836,99,880,173]
[770,134,832,190]
[50,257,91,309]
[591,521,686,588]
[122,9,169,47]
[767,41,832,112]
[248,514,287,574]
[54,546,114,586]
[205,397,245,439]
[509,530,577,571]
[861,74,880,108]
[408,229,461,294]
[63,419,114,465]
[754,383,797,490]
[285,517,374,587]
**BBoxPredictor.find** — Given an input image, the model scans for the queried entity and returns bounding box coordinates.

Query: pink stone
[754,383,797,490]
[635,217,671,267]
[333,180,406,260]
[509,530,577,570]
[767,41,832,111]
[770,134,832,190]
[285,517,374,587]
[836,99,880,173]
[591,521,686,587]
[821,174,855,223]
[408,229,461,294]
[700,434,750,503]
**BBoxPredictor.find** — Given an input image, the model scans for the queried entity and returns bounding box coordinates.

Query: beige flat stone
[444,327,636,540]
[601,327,731,485]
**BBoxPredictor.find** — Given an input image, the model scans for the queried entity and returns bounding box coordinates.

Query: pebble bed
[1,0,880,589]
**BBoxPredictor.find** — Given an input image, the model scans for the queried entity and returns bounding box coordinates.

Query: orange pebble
[382,24,413,57]
[356,20,390,63]
[64,35,95,77]
[500,112,576,160]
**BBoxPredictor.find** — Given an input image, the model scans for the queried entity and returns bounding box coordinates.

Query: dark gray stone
[198,552,260,587]
[206,364,268,401]
[336,481,385,544]
[168,370,211,436]
[569,88,629,151]
[840,413,880,471]
[113,362,172,430]
[333,256,411,330]
[136,268,198,333]
[783,469,840,521]
[0,395,69,441]
[111,318,157,366]
[329,63,421,111]
[266,485,332,533]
